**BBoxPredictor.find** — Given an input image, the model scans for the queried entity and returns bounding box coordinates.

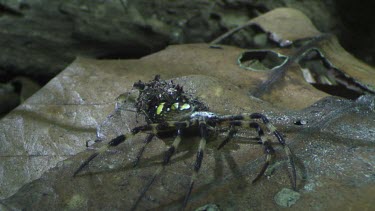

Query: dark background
[0,0,374,116]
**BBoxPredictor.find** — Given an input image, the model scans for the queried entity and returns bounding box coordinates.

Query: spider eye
[171,102,179,110]
[180,103,191,110]
[156,102,165,115]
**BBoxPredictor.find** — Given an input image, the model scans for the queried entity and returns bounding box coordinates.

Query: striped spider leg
[129,112,214,210]
[129,112,296,209]
[216,113,297,189]
[73,112,296,210]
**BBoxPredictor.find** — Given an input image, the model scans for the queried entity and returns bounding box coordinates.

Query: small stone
[274,188,301,207]
[195,203,220,211]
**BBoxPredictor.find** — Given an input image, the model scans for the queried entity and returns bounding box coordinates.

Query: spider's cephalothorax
[73,76,296,210]
[133,75,208,123]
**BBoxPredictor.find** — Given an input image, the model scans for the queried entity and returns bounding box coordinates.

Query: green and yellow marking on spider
[156,102,166,115]
[156,102,192,116]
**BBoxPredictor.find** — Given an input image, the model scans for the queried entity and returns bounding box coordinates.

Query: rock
[0,8,374,210]
[274,188,301,207]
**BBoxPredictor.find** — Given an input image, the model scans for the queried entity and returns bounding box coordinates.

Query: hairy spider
[73,75,296,210]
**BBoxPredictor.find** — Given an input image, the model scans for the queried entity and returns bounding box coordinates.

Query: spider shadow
[74,129,306,209]
[75,132,203,177]
[153,135,304,210]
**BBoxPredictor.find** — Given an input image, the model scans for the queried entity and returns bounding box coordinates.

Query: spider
[73,75,296,210]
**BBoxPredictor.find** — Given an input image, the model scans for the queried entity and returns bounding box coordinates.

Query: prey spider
[73,75,297,209]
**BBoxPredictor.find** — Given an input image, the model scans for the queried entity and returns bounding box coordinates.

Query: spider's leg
[73,152,100,177]
[133,133,155,167]
[248,122,276,183]
[183,119,208,208]
[216,116,262,149]
[131,120,196,134]
[217,114,246,122]
[215,114,249,150]
[217,125,236,150]
[131,120,196,166]
[216,120,275,182]
[73,121,164,177]
[131,128,183,211]
[73,134,128,177]
[249,113,297,190]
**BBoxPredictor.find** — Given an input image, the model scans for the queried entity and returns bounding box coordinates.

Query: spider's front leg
[72,121,175,177]
[131,127,185,210]
[73,134,127,177]
[129,119,202,210]
[183,119,209,208]
[130,118,210,210]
